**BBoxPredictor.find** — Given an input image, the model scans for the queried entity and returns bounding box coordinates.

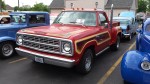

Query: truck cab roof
[63,8,105,13]
[10,11,49,15]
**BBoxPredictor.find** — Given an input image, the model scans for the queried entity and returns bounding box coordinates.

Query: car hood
[0,23,27,29]
[19,24,94,39]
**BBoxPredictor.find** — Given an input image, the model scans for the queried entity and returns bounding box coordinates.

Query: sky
[4,0,53,7]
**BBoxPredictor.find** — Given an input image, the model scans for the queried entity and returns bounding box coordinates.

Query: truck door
[96,13,111,52]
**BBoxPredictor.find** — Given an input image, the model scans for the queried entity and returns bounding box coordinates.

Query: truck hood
[20,24,92,39]
[0,24,27,29]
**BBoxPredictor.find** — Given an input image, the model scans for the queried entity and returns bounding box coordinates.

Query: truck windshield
[54,11,96,26]
[11,15,26,23]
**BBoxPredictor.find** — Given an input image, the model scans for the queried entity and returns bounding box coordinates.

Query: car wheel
[111,36,120,51]
[0,42,15,58]
[75,49,93,74]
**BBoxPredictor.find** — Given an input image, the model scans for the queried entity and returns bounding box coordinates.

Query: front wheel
[111,36,120,51]
[75,49,93,74]
[0,42,15,58]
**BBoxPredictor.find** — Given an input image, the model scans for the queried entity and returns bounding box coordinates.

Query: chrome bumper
[122,33,130,38]
[15,48,75,68]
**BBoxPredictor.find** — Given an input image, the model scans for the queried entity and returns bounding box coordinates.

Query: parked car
[121,18,150,84]
[0,15,10,24]
[136,12,146,23]
[113,17,137,40]
[50,13,58,25]
[0,11,50,58]
[119,11,136,22]
[15,7,122,74]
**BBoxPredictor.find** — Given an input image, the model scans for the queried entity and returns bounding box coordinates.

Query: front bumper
[15,48,75,68]
[122,33,130,38]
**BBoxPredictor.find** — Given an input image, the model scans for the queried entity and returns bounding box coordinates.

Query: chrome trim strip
[15,48,75,63]
[96,47,109,56]
[123,34,130,36]
[16,33,74,56]
[23,40,60,47]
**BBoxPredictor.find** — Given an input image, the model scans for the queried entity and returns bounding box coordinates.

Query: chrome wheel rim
[2,44,13,57]
[117,37,120,48]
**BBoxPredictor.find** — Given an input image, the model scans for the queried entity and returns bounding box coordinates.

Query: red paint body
[17,10,121,66]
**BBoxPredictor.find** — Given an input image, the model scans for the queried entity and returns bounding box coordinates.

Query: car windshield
[114,19,129,25]
[53,11,96,26]
[11,15,26,23]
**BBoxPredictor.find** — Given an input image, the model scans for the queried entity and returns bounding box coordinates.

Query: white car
[0,15,10,24]
[50,13,58,25]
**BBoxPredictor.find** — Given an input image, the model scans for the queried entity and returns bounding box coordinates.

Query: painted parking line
[97,41,136,84]
[9,58,27,64]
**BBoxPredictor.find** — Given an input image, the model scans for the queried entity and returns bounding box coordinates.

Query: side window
[29,15,45,24]
[99,13,107,26]
[1,17,10,24]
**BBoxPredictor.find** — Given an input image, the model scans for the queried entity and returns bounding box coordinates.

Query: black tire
[124,80,132,84]
[111,36,120,51]
[75,49,93,74]
[0,41,15,58]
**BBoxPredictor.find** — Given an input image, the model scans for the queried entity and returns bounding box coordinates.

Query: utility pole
[18,0,19,8]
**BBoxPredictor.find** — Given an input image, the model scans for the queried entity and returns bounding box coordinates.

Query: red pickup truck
[15,8,121,74]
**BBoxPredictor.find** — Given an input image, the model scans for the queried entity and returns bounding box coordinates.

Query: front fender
[0,36,15,43]
[121,50,150,84]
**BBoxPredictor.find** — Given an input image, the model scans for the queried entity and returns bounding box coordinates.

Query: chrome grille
[22,34,60,53]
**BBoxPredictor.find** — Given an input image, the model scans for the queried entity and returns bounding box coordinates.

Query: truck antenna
[110,4,114,28]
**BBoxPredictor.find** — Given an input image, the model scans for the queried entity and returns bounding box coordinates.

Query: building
[49,0,138,17]
[49,0,65,13]
[0,4,14,12]
[105,0,138,17]
[5,5,14,12]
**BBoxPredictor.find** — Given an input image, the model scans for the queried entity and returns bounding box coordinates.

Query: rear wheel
[111,36,120,51]
[0,42,15,58]
[75,49,93,74]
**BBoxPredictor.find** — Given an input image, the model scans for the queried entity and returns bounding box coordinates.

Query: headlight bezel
[61,41,73,55]
[141,61,150,71]
[16,34,23,45]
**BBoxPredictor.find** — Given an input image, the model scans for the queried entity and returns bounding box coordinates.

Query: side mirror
[137,29,142,34]
[104,23,108,28]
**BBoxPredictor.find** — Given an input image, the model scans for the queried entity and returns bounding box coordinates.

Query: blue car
[113,17,137,40]
[0,11,50,58]
[121,18,150,84]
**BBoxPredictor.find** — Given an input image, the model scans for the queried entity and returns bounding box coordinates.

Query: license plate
[35,57,44,63]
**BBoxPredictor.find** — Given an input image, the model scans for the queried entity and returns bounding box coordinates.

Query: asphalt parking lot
[0,34,136,84]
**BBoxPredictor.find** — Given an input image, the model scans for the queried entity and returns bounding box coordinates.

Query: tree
[147,0,150,12]
[14,6,19,11]
[16,3,50,12]
[32,3,50,12]
[0,0,6,12]
[137,0,147,13]
[18,5,31,11]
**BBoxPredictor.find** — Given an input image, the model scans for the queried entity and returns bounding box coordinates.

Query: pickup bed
[0,11,50,58]
[16,9,121,74]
